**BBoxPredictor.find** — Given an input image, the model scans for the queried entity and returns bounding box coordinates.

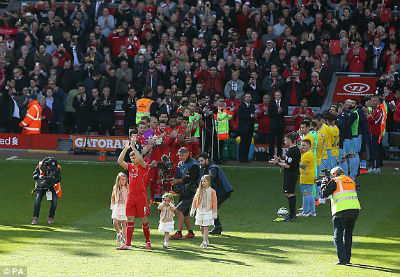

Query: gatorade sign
[72,135,127,151]
[332,76,378,102]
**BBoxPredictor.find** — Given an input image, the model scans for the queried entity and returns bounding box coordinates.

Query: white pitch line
[5,156,18,160]
[0,158,116,166]
[0,158,279,169]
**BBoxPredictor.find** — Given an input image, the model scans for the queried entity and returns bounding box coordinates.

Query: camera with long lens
[316,169,331,187]
[157,154,173,182]
[157,155,174,198]
[35,158,58,192]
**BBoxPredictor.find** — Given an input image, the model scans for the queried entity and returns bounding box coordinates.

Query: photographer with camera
[31,157,61,225]
[321,166,361,265]
[198,153,233,235]
[170,147,200,240]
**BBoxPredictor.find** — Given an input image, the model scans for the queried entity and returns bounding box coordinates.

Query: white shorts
[195,210,214,227]
[111,204,127,221]
[158,220,175,234]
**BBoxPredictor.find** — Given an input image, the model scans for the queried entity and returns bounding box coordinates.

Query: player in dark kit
[117,139,152,250]
[269,132,301,222]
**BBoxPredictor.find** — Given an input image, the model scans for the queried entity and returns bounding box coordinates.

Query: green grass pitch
[0,159,399,277]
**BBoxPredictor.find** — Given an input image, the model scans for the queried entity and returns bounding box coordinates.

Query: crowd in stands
[0,0,400,159]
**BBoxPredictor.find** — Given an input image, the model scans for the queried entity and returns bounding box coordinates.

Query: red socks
[126,221,150,245]
[126,222,134,246]
[142,222,150,243]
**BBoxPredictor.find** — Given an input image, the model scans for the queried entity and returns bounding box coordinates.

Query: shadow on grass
[347,263,400,274]
[133,245,254,266]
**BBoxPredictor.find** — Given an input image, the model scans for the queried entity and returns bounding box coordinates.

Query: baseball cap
[177,147,189,155]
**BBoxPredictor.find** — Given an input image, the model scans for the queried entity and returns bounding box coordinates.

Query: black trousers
[99,120,115,136]
[33,189,57,218]
[214,193,231,227]
[75,119,89,134]
[203,129,219,159]
[239,131,252,162]
[269,123,284,158]
[333,215,358,263]
[64,112,76,134]
[124,116,136,135]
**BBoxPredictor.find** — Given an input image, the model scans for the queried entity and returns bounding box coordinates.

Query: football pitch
[0,158,399,277]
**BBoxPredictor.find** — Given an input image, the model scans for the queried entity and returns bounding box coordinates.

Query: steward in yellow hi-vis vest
[321,166,361,265]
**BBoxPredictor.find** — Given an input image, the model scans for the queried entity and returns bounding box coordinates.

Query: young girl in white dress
[158,193,176,248]
[190,175,218,249]
[110,172,128,245]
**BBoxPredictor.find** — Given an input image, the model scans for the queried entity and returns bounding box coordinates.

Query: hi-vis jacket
[19,100,42,134]
[214,107,233,140]
[330,175,361,216]
[136,98,154,124]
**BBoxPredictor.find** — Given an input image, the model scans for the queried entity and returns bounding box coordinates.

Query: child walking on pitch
[158,193,176,248]
[190,175,218,249]
[110,172,129,245]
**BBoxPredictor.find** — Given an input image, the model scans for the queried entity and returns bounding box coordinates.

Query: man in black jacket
[269,90,288,159]
[122,87,138,135]
[31,157,61,225]
[0,89,16,133]
[238,93,255,163]
[73,83,91,134]
[99,87,116,136]
[198,153,233,235]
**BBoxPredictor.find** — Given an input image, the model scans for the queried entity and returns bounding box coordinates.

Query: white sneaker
[163,242,169,248]
[116,244,132,250]
[319,198,326,204]
[296,212,310,217]
[367,168,376,173]
[116,233,122,244]
[375,168,381,173]
[297,207,303,211]
[311,213,317,217]
[201,241,207,249]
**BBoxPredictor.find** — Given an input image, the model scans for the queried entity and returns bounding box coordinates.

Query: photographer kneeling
[321,166,361,265]
[198,153,233,235]
[31,157,61,225]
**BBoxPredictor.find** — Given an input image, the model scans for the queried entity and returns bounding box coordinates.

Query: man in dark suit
[238,92,255,163]
[268,90,288,159]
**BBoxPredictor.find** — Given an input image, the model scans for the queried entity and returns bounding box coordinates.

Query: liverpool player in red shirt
[117,140,152,250]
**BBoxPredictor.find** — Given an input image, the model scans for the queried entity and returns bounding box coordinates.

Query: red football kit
[149,129,162,201]
[126,163,150,217]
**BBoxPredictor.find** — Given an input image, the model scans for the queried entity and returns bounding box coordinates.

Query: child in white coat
[190,175,218,249]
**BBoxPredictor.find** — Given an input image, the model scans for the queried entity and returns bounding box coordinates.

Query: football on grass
[277,207,289,218]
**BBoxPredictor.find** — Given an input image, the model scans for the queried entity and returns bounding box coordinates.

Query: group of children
[110,172,217,249]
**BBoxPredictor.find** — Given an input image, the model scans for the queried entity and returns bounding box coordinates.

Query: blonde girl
[110,172,129,245]
[158,193,176,248]
[190,175,217,249]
